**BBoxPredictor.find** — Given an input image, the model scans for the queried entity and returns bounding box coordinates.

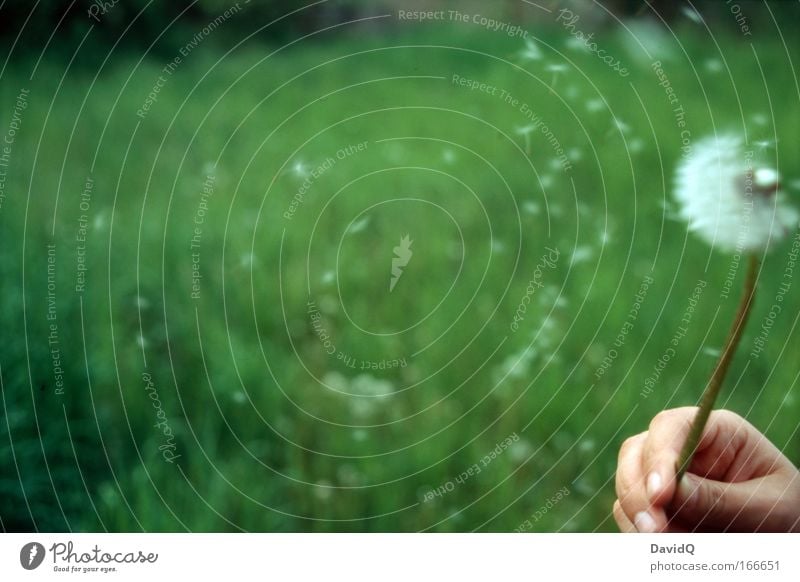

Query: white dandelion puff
[674,134,798,253]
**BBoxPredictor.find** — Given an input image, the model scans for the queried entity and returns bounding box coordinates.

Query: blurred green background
[1,0,799,532]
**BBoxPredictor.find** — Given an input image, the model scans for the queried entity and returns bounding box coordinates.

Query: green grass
[1,23,799,532]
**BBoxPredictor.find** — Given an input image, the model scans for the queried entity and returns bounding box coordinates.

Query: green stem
[675,254,759,482]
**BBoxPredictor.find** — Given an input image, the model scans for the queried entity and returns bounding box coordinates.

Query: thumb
[671,472,770,532]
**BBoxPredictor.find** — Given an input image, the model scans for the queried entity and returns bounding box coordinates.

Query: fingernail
[678,473,699,505]
[634,511,657,533]
[646,472,662,500]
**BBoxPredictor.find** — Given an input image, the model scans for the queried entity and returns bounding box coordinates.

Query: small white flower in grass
[674,134,798,253]
[347,216,370,235]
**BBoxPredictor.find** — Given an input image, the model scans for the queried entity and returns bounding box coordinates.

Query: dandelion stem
[675,254,759,482]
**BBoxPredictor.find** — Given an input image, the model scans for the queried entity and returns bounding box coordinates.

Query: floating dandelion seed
[442,148,457,164]
[629,138,645,153]
[565,85,580,100]
[287,160,308,179]
[517,37,542,62]
[539,174,554,188]
[751,113,769,127]
[681,6,704,25]
[232,391,247,404]
[93,212,107,230]
[704,58,723,73]
[702,346,722,358]
[239,252,255,267]
[321,270,335,284]
[509,438,533,464]
[673,133,799,484]
[313,480,333,502]
[135,295,150,309]
[612,118,631,134]
[515,124,538,155]
[570,246,593,265]
[545,63,568,90]
[523,201,540,215]
[135,334,148,349]
[348,216,371,234]
[586,98,604,112]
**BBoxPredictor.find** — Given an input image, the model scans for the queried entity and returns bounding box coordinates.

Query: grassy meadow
[1,15,799,532]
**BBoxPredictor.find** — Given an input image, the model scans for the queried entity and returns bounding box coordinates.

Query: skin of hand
[613,407,800,532]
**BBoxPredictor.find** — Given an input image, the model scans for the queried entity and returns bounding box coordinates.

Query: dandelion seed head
[674,134,798,252]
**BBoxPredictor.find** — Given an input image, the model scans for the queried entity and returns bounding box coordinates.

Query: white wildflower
[674,134,798,253]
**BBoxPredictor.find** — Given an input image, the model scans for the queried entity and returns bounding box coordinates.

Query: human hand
[613,407,800,532]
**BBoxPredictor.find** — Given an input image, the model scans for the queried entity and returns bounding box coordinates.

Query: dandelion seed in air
[545,63,568,91]
[348,216,371,234]
[515,124,538,155]
[517,37,542,62]
[681,6,704,25]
